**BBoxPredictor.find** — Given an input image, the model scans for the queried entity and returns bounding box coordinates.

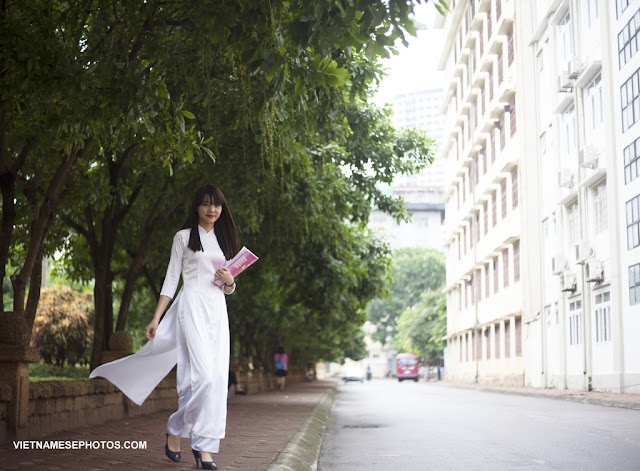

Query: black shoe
[165,433,181,462]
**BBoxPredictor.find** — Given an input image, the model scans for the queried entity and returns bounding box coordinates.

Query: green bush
[30,284,94,366]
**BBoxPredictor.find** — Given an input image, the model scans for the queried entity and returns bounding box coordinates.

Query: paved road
[318,379,640,471]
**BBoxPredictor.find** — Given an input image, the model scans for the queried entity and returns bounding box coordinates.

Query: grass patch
[29,363,90,382]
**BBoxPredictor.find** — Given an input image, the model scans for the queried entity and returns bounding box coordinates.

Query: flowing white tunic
[90,226,230,451]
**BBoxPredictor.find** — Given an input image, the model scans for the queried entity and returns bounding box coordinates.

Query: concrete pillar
[0,313,40,437]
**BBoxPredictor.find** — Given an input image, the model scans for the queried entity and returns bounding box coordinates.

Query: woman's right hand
[146,318,159,340]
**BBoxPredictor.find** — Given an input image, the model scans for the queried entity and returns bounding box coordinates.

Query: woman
[274,346,288,392]
[91,184,239,470]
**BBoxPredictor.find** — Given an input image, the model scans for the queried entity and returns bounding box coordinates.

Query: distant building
[369,88,447,250]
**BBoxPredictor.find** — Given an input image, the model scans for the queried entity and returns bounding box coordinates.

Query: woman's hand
[146,318,159,340]
[215,266,234,286]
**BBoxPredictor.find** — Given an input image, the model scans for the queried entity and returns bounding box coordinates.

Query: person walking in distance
[91,184,240,470]
[274,346,288,392]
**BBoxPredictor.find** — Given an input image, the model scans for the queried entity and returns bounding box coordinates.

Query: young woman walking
[91,184,240,470]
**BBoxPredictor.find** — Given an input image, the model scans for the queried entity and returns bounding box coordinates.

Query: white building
[437,0,640,394]
[436,0,524,386]
[369,88,447,250]
[611,0,640,393]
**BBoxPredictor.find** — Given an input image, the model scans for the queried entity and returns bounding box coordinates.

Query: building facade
[369,87,447,251]
[438,0,640,393]
[437,0,524,386]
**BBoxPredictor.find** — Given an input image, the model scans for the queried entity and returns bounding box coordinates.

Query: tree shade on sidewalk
[0,381,335,471]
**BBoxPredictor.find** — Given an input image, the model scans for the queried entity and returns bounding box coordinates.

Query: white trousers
[166,288,229,453]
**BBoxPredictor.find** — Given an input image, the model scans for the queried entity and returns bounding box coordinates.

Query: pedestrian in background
[91,184,240,470]
[274,346,288,392]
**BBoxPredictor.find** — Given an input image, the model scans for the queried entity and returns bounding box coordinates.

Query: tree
[394,290,446,363]
[3,0,446,371]
[367,248,445,344]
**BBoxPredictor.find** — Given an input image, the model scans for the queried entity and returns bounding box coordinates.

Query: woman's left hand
[215,266,234,286]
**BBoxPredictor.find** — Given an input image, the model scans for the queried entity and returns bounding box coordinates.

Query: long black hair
[183,184,240,260]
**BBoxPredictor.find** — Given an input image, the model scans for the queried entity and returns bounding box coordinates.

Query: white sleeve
[159,232,184,299]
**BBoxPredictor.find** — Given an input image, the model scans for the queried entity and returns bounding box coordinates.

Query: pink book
[212,246,259,287]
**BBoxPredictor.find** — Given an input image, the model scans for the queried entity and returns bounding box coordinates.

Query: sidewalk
[0,380,336,471]
[437,381,640,410]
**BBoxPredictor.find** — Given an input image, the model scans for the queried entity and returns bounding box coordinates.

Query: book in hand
[213,246,259,287]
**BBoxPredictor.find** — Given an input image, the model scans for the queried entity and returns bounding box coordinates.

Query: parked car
[342,366,364,383]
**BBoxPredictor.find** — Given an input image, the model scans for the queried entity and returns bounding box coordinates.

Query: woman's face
[198,195,222,227]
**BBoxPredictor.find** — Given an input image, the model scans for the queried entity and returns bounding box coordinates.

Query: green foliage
[28,363,90,382]
[3,0,441,368]
[394,290,446,363]
[30,285,94,366]
[367,248,445,344]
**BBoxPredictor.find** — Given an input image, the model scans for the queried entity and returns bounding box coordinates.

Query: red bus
[396,353,419,382]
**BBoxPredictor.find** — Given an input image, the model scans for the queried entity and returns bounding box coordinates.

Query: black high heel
[192,449,218,470]
[165,433,181,462]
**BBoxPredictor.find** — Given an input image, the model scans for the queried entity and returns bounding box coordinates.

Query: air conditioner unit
[561,271,577,293]
[575,242,593,265]
[568,57,584,79]
[585,258,604,283]
[579,146,598,169]
[552,255,566,275]
[558,169,574,189]
[557,73,573,93]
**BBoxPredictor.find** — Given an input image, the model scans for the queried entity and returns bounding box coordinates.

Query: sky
[374,3,446,107]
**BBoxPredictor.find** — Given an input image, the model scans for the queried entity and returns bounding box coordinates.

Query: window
[472,331,476,360]
[624,136,640,184]
[513,240,520,282]
[498,48,504,84]
[505,319,511,357]
[494,323,500,359]
[483,201,489,235]
[586,73,603,132]
[477,269,482,302]
[511,168,519,209]
[621,68,640,132]
[562,104,577,156]
[558,14,573,74]
[568,202,579,250]
[515,317,522,356]
[485,263,490,298]
[617,0,632,19]
[619,9,640,68]
[480,21,484,57]
[492,191,497,226]
[487,5,492,39]
[481,147,487,175]
[545,305,552,327]
[510,96,516,136]
[485,328,490,359]
[493,256,499,294]
[594,291,611,342]
[593,181,607,235]
[626,194,640,249]
[503,249,509,288]
[507,27,514,66]
[499,113,505,149]
[460,334,463,361]
[476,213,481,242]
[585,0,599,28]
[629,262,640,305]
[490,130,496,162]
[489,66,494,101]
[568,299,583,346]
[501,180,507,219]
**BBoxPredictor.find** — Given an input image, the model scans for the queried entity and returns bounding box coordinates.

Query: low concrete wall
[0,373,177,441]
[1,368,307,441]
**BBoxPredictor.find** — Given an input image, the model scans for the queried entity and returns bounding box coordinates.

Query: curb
[266,384,336,471]
[437,381,640,411]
